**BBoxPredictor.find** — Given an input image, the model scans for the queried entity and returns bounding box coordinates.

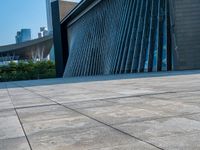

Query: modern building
[15,29,31,44]
[0,0,77,64]
[52,0,200,77]
[38,27,48,38]
[46,0,54,34]
[46,0,77,34]
[46,0,77,61]
[59,0,78,20]
[0,35,53,62]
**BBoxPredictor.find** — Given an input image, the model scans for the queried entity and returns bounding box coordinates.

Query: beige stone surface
[59,1,77,20]
[1,70,200,149]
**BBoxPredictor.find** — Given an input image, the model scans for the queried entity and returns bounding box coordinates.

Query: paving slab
[0,115,25,140]
[22,116,101,136]
[77,104,167,125]
[0,100,14,111]
[111,97,200,116]
[1,70,200,149]
[93,143,158,150]
[52,92,123,104]
[147,132,200,150]
[28,126,157,150]
[63,99,115,109]
[0,137,30,150]
[17,105,77,123]
[11,96,55,108]
[114,117,200,150]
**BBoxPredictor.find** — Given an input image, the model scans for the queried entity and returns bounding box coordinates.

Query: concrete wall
[173,0,200,70]
[59,1,77,20]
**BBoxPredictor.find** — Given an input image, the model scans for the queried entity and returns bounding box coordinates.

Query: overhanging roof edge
[61,0,96,25]
[0,35,53,53]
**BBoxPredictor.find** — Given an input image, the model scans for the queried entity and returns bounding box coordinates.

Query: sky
[0,0,80,46]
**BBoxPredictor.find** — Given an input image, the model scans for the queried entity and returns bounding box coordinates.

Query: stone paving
[1,70,200,150]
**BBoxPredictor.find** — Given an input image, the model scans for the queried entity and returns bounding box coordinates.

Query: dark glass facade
[15,29,31,44]
[62,0,171,77]
[53,0,200,77]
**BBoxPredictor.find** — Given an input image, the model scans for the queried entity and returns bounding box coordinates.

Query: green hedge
[0,61,56,82]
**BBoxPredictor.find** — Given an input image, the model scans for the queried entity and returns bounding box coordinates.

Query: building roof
[0,35,53,60]
[61,0,96,24]
[0,35,52,53]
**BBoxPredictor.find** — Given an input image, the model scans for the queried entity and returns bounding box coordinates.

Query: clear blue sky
[0,0,80,46]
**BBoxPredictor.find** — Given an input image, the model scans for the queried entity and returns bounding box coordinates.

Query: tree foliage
[0,61,56,82]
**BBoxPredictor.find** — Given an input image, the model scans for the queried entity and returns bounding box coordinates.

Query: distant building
[46,0,54,34]
[38,27,48,38]
[15,31,21,44]
[0,35,53,62]
[15,29,31,44]
[38,33,42,39]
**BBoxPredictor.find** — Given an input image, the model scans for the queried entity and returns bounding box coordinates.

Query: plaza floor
[1,70,200,150]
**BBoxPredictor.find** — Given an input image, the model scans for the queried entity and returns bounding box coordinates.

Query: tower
[46,0,53,34]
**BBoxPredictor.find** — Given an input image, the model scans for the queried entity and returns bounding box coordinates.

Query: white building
[38,27,48,38]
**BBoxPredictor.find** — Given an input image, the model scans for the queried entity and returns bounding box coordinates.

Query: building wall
[21,29,31,42]
[172,0,200,70]
[59,1,77,20]
[63,0,172,77]
[46,0,53,33]
[46,0,77,62]
[15,29,31,44]
[46,0,77,33]
[58,0,200,77]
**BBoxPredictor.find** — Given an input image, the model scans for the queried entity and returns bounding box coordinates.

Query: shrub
[0,61,56,82]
